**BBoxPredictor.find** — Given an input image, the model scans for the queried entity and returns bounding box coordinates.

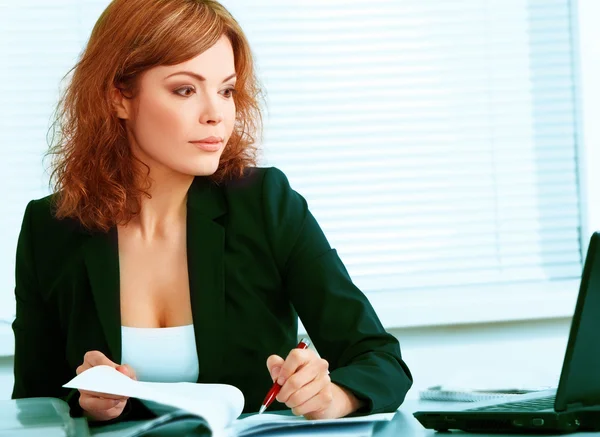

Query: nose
[200,95,223,126]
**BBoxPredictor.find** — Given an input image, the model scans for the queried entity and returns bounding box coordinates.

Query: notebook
[413,231,600,434]
[64,365,394,437]
[0,397,89,437]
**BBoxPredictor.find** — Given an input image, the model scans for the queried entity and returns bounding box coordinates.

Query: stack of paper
[65,366,394,437]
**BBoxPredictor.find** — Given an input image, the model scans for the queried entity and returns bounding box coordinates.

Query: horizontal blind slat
[0,0,581,319]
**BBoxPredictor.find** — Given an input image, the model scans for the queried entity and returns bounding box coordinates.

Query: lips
[190,138,222,152]
[190,136,222,144]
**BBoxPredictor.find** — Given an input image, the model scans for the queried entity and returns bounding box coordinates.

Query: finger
[304,405,332,420]
[277,358,329,404]
[292,386,334,418]
[83,350,118,368]
[266,355,285,382]
[277,349,316,386]
[78,389,129,401]
[83,399,127,422]
[76,363,91,375]
[277,373,331,408]
[117,364,137,381]
[80,393,126,413]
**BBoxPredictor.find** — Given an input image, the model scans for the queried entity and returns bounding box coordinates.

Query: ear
[110,86,132,120]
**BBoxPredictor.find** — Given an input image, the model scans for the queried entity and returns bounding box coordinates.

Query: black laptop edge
[413,232,600,434]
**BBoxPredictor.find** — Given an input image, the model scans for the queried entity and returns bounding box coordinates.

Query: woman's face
[115,34,237,178]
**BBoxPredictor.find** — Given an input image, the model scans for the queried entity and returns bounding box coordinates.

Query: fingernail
[271,367,280,382]
[277,376,285,385]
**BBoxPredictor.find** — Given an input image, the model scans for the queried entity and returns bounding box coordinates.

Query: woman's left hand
[266,348,363,419]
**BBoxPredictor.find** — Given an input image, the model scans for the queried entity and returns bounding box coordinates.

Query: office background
[0,0,599,399]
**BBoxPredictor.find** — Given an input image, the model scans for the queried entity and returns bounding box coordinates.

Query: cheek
[133,96,186,147]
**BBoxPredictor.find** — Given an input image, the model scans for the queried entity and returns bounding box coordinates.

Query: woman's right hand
[75,350,137,422]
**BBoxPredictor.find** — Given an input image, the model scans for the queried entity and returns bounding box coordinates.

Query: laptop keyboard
[467,396,555,412]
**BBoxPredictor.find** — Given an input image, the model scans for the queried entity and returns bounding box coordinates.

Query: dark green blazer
[11,167,412,422]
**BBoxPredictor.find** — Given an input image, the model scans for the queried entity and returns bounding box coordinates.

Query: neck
[126,164,195,240]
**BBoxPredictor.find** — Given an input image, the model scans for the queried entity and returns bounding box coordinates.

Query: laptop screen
[555,232,600,410]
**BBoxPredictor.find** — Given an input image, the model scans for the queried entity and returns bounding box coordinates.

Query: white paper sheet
[228,412,395,436]
[65,366,395,437]
[235,422,375,437]
[63,365,244,432]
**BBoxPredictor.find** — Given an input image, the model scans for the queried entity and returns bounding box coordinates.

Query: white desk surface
[89,399,600,436]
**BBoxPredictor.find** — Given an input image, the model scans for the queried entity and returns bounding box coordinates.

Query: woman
[11,0,412,424]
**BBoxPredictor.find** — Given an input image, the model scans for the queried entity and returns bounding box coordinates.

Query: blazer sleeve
[11,200,77,406]
[11,200,152,424]
[261,167,413,415]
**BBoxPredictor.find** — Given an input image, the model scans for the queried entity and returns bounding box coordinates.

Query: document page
[64,365,244,432]
[227,412,395,437]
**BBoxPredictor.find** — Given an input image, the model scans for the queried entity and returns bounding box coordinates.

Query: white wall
[396,318,569,398]
[0,357,13,400]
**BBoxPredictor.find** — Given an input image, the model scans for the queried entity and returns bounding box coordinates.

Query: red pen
[258,337,311,414]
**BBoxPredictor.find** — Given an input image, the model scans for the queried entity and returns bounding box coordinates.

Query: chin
[188,159,221,177]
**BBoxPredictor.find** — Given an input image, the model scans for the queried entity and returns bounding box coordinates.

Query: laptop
[413,231,600,433]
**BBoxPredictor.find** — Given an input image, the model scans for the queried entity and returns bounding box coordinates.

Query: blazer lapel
[82,227,122,364]
[80,176,227,377]
[187,177,227,382]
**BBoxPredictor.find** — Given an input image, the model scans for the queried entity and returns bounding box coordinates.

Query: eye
[220,87,236,99]
[174,86,195,97]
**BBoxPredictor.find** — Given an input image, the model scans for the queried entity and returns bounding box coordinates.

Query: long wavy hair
[48,0,263,232]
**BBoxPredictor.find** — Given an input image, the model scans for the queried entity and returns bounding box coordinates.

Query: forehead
[147,35,235,82]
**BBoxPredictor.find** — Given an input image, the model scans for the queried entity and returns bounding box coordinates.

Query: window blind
[0,0,582,320]
[223,0,583,294]
[0,0,110,319]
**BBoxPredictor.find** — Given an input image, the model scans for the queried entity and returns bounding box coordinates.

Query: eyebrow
[164,71,237,83]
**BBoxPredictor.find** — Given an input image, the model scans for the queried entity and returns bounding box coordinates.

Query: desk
[88,400,600,436]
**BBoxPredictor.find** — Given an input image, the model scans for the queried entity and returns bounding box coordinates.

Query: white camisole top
[121,324,199,416]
